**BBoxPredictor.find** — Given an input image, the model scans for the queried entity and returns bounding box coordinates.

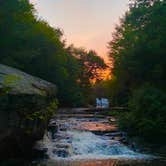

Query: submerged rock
[0,64,57,159]
[52,148,70,158]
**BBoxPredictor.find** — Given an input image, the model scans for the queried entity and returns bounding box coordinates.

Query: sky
[30,0,129,62]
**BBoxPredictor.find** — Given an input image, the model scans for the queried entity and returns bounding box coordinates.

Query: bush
[120,86,166,143]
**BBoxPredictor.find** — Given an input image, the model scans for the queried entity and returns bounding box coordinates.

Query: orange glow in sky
[30,0,129,64]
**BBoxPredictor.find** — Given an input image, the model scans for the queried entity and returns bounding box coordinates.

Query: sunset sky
[30,0,130,62]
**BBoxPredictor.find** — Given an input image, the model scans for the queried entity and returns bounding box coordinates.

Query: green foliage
[0,0,107,106]
[25,111,44,121]
[108,0,166,106]
[24,98,58,121]
[45,98,59,118]
[0,87,11,96]
[120,86,166,143]
[108,0,166,144]
[67,46,107,102]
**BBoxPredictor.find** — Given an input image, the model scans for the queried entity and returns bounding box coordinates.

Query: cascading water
[33,109,166,166]
[38,114,154,161]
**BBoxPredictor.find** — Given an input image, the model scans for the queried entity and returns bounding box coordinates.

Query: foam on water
[33,110,165,166]
[34,112,158,163]
[42,129,153,160]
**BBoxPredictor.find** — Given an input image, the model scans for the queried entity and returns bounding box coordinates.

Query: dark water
[33,108,166,166]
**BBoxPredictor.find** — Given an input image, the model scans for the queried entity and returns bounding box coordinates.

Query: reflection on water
[78,121,118,132]
[35,158,166,166]
[46,159,117,166]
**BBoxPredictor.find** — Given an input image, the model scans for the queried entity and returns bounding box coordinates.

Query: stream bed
[34,108,166,166]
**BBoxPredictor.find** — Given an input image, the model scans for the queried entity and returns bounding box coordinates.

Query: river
[33,108,166,166]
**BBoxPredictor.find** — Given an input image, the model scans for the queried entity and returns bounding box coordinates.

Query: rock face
[0,64,57,159]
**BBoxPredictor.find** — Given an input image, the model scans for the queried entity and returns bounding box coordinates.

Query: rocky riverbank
[0,64,57,160]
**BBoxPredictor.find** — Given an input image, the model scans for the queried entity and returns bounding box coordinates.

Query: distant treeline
[0,0,107,106]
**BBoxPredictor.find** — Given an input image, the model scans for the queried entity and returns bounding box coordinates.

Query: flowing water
[34,108,166,166]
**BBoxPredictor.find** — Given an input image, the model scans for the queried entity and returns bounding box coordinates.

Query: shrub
[120,86,166,143]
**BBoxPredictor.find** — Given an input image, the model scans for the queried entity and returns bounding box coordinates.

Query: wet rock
[34,138,48,154]
[114,136,123,142]
[55,143,71,149]
[58,123,68,132]
[121,138,128,145]
[48,123,58,139]
[60,128,67,132]
[52,148,70,158]
[109,117,117,122]
[105,132,122,137]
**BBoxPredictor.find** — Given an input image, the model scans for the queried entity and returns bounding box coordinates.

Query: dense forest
[0,0,107,107]
[1,0,166,148]
[105,0,166,144]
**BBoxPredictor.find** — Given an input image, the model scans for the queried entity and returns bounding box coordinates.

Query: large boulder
[0,64,57,159]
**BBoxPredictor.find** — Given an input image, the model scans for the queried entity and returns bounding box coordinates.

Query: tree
[67,46,107,103]
[108,0,166,143]
[120,86,166,143]
[0,0,107,106]
[108,0,166,105]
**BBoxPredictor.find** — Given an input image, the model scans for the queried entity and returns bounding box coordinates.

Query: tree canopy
[108,0,166,104]
[0,0,107,106]
[108,0,166,143]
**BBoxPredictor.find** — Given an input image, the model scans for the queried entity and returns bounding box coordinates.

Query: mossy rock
[0,64,56,96]
[0,64,58,159]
